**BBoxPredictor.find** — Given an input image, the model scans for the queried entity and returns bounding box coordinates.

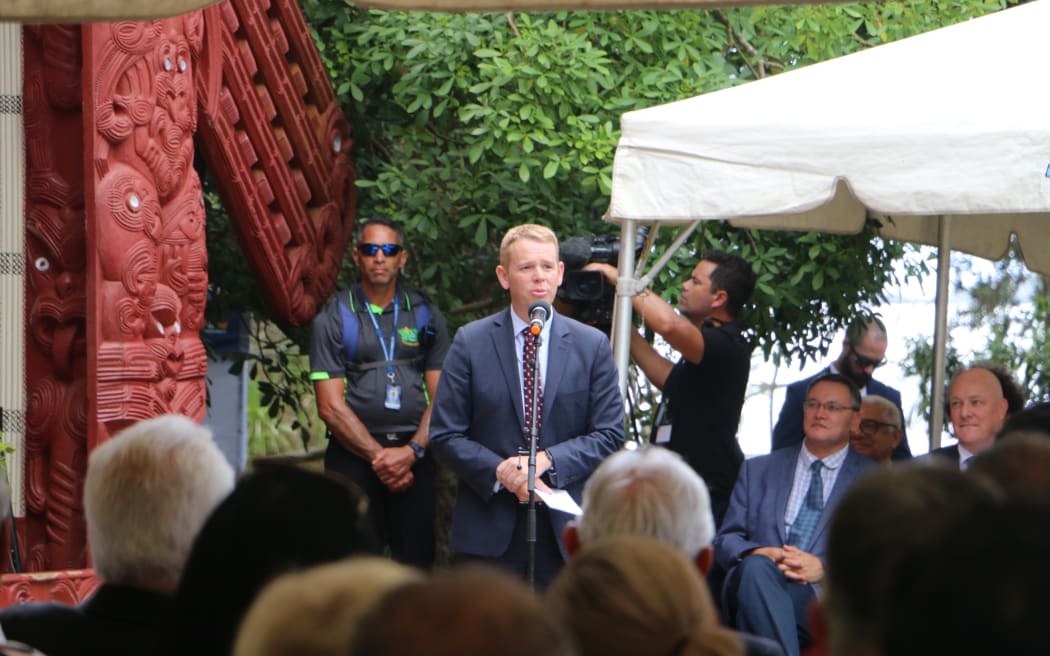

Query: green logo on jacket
[399,326,420,346]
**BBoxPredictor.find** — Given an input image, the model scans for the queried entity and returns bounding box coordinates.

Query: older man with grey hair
[849,395,904,466]
[0,414,235,656]
[563,444,715,569]
[562,445,784,656]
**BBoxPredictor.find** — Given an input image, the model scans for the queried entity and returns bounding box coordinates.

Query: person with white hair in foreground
[0,414,234,656]
[562,445,784,656]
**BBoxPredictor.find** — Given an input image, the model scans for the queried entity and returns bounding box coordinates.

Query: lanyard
[362,290,399,382]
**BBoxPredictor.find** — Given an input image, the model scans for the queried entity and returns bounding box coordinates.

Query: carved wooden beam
[196,0,356,328]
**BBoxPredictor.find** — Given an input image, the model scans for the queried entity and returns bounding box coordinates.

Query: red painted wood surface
[0,570,100,608]
[13,0,355,572]
[195,0,356,328]
[21,24,90,573]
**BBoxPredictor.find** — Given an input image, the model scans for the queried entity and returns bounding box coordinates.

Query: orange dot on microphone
[530,324,541,336]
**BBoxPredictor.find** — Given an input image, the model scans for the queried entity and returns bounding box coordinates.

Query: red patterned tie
[522,327,543,438]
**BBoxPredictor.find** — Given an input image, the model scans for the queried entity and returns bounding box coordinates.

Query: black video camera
[557,234,623,333]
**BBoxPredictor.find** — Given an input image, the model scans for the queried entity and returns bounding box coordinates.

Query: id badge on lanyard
[364,291,402,411]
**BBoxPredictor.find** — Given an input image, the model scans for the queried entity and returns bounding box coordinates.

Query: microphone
[528,300,551,336]
[559,236,593,270]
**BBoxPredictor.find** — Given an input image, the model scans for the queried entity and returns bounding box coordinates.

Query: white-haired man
[562,445,785,656]
[0,414,234,656]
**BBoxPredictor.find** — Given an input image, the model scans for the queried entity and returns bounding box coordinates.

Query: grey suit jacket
[713,444,875,571]
[429,308,624,559]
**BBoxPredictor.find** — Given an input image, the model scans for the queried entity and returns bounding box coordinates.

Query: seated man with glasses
[772,316,911,461]
[714,373,876,656]
[310,216,451,569]
[849,395,904,465]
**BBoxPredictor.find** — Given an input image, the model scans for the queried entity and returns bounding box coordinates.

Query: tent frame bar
[611,219,702,402]
[929,215,951,450]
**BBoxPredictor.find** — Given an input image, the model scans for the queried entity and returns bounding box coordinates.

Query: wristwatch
[408,441,425,461]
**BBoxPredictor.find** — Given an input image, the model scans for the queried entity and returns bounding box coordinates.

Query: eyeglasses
[850,346,887,370]
[803,400,859,413]
[357,243,403,257]
[859,418,899,435]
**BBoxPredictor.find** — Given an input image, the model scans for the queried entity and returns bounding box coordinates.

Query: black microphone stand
[525,329,543,591]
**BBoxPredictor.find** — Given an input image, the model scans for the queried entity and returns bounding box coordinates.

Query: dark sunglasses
[357,243,403,257]
[850,345,887,369]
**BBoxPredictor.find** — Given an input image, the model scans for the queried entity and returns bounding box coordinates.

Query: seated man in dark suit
[0,414,234,656]
[772,316,911,460]
[929,362,1024,469]
[714,373,875,656]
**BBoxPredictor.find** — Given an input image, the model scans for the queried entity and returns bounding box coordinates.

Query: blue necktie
[787,460,824,550]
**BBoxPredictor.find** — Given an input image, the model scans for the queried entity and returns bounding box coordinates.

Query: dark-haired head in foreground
[158,465,376,656]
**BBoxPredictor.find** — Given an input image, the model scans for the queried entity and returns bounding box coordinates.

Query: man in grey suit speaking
[430,224,624,589]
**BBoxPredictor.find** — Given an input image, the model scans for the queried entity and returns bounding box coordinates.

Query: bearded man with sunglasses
[772,316,911,461]
[309,217,450,568]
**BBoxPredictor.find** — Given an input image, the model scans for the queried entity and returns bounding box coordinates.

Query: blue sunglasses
[357,243,404,257]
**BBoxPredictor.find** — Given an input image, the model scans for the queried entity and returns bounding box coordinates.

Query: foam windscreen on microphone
[559,236,593,270]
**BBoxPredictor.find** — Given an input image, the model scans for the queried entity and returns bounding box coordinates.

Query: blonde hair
[499,224,558,266]
[233,557,422,656]
[547,535,743,656]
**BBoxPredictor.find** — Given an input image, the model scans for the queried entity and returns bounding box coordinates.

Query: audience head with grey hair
[561,447,785,656]
[0,413,235,656]
[86,414,235,590]
[563,445,715,572]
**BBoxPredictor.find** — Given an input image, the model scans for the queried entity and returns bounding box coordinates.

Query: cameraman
[588,251,755,527]
[310,217,450,568]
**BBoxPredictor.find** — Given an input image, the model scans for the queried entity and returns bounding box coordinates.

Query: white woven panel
[0,23,26,517]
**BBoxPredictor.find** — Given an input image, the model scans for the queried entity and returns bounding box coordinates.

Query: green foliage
[296,0,1005,363]
[207,0,1014,449]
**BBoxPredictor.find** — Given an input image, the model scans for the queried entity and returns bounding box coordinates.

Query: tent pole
[929,215,951,451]
[612,219,638,408]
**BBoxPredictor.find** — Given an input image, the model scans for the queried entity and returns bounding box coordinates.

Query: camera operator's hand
[584,262,618,284]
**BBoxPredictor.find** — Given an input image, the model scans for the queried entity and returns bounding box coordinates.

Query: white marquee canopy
[605,0,1050,446]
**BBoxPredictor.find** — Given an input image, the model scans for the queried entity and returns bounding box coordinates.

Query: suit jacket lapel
[773,445,800,544]
[491,308,526,430]
[540,315,571,441]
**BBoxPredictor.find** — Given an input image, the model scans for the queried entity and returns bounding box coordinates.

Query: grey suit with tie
[714,444,875,656]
